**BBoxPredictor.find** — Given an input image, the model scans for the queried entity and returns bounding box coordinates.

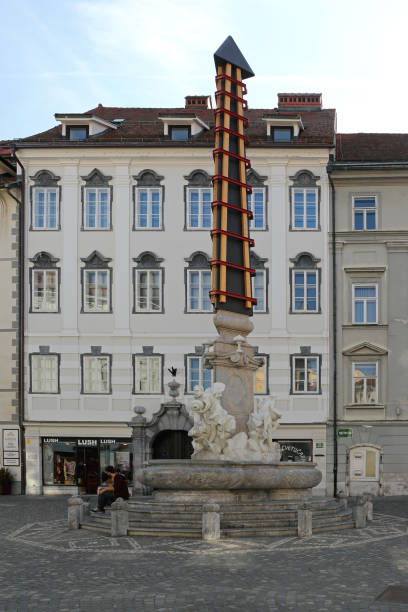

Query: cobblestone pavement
[1,496,408,611]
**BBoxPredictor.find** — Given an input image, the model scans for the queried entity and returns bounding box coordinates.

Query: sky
[1,0,408,140]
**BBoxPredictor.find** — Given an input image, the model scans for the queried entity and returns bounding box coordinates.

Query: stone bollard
[297,502,312,538]
[79,499,90,523]
[110,498,129,537]
[364,494,373,521]
[202,503,220,541]
[354,496,367,528]
[68,496,82,530]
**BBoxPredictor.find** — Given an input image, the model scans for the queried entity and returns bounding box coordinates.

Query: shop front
[42,437,132,493]
[275,439,313,463]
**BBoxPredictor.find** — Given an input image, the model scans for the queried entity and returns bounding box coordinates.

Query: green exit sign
[338,428,353,438]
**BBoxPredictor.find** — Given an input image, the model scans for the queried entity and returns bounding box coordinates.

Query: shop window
[276,440,313,462]
[100,440,133,482]
[42,439,77,485]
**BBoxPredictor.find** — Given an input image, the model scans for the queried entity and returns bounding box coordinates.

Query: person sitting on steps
[92,466,115,513]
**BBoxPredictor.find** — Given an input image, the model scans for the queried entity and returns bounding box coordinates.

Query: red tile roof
[8,105,336,148]
[336,133,408,162]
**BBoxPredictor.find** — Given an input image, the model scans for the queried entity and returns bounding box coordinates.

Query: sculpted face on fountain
[188,383,282,464]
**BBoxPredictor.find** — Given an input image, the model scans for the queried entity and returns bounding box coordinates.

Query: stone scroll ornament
[188,383,281,464]
[210,36,256,315]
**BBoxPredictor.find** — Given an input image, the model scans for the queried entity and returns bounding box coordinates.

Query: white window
[252,270,266,312]
[187,270,212,312]
[292,188,318,229]
[187,188,212,229]
[353,196,376,231]
[352,362,378,404]
[32,270,58,312]
[248,188,265,229]
[292,270,318,312]
[134,355,162,393]
[83,270,110,312]
[82,355,110,394]
[84,188,110,229]
[254,357,268,394]
[134,187,162,229]
[135,270,162,312]
[30,354,59,393]
[292,356,319,394]
[186,356,213,393]
[32,188,58,229]
[353,284,377,324]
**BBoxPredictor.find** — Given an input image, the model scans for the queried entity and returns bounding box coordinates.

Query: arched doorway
[152,430,193,460]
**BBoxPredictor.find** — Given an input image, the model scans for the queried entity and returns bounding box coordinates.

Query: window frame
[291,269,320,314]
[82,186,112,230]
[272,126,293,142]
[352,283,378,324]
[133,267,163,313]
[31,186,60,231]
[67,125,89,140]
[247,187,267,230]
[132,353,163,395]
[185,354,213,394]
[30,267,60,313]
[169,125,191,141]
[186,268,212,313]
[290,353,322,395]
[29,353,60,394]
[352,195,377,231]
[133,186,163,230]
[352,361,378,405]
[185,186,213,230]
[252,269,267,313]
[81,353,112,395]
[291,187,319,230]
[254,354,269,395]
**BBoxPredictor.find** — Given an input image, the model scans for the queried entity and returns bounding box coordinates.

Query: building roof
[7,105,336,148]
[336,133,408,163]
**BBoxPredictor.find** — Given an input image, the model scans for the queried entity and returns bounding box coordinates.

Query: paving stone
[1,495,408,610]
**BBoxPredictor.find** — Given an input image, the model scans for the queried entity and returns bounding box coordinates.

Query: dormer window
[273,127,292,142]
[68,126,88,140]
[170,126,191,141]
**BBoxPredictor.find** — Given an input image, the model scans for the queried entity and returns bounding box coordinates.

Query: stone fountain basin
[136,459,322,502]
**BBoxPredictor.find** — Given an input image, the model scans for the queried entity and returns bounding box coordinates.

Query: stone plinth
[136,459,322,503]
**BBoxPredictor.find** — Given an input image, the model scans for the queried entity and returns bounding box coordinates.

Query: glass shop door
[77,444,100,494]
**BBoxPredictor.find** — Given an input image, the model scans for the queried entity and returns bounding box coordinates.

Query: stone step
[127,526,202,538]
[80,521,111,533]
[125,507,347,522]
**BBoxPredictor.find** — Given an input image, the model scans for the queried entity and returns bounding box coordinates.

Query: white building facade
[13,94,335,495]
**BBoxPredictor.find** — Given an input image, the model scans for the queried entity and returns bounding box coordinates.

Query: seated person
[113,467,130,500]
[92,466,115,513]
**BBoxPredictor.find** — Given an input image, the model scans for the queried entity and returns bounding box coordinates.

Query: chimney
[185,95,212,109]
[278,93,322,110]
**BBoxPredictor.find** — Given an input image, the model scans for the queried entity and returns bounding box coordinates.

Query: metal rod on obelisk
[205,37,261,434]
[210,35,255,314]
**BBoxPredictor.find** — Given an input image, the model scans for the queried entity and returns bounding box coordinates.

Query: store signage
[100,439,116,444]
[3,429,20,466]
[280,444,306,459]
[77,439,98,447]
[316,442,324,449]
[43,438,59,443]
[338,428,353,438]
[3,429,19,452]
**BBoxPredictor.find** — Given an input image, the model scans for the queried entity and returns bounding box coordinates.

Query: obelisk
[205,36,262,433]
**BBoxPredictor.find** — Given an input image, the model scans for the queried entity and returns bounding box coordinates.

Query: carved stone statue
[188,383,236,460]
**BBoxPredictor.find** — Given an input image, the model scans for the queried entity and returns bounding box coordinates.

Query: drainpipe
[328,167,338,497]
[6,149,26,495]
